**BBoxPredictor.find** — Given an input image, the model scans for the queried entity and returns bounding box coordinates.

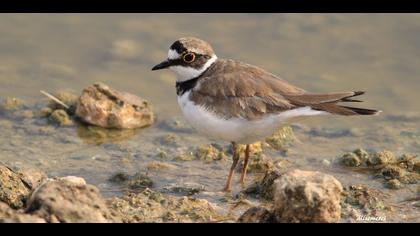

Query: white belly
[177,91,327,144]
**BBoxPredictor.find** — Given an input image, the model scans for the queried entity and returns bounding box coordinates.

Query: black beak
[151,60,171,71]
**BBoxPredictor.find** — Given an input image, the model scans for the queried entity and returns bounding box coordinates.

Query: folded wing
[191,59,380,120]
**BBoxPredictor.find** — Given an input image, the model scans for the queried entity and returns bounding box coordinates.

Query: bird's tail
[284,91,381,116]
[334,105,380,115]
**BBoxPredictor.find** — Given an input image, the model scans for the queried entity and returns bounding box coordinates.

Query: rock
[265,126,296,151]
[273,159,292,170]
[353,148,369,162]
[37,107,53,118]
[237,153,274,174]
[0,164,46,209]
[272,169,343,223]
[108,172,130,183]
[162,183,205,196]
[49,109,73,126]
[195,144,227,162]
[107,188,222,223]
[127,173,153,190]
[108,172,153,190]
[174,150,195,161]
[244,168,283,200]
[385,179,403,189]
[397,154,416,171]
[26,176,120,223]
[146,162,177,171]
[367,150,396,166]
[75,82,154,129]
[341,152,362,167]
[340,149,370,167]
[16,167,48,190]
[398,172,420,184]
[380,166,406,180]
[247,154,274,173]
[338,150,419,189]
[343,185,386,211]
[0,97,24,111]
[237,206,274,223]
[0,202,46,223]
[236,142,263,158]
[321,159,331,167]
[59,176,87,186]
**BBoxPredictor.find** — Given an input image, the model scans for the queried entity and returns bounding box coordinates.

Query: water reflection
[76,123,144,145]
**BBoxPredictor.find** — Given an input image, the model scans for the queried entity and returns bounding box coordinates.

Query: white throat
[170,55,218,82]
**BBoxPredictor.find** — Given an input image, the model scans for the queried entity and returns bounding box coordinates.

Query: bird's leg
[239,144,252,186]
[223,142,240,192]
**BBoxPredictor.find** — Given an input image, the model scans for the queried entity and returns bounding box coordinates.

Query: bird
[151,37,380,192]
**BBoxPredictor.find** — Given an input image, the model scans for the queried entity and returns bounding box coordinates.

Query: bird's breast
[176,91,289,144]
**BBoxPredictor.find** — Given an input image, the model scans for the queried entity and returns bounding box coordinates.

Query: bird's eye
[182,52,196,63]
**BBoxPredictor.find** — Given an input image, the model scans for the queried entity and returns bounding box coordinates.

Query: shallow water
[0,14,419,222]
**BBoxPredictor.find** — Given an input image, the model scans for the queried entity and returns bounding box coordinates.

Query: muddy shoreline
[1,94,419,222]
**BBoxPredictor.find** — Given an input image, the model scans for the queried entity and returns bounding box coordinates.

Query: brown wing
[190,59,380,119]
[190,59,305,120]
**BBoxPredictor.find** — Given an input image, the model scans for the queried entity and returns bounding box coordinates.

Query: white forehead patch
[168,49,180,60]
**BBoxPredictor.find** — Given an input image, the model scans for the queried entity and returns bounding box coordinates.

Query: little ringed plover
[152,37,380,192]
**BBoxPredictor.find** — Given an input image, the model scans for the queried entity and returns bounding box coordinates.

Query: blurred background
[0,13,419,117]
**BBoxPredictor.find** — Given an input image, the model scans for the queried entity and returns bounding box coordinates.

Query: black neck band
[175,64,213,96]
[176,77,200,96]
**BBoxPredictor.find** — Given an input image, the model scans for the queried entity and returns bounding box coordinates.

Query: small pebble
[0,97,24,110]
[108,172,130,183]
[368,150,395,166]
[353,148,369,162]
[37,107,53,117]
[49,109,73,126]
[341,152,361,167]
[385,179,403,189]
[322,159,331,167]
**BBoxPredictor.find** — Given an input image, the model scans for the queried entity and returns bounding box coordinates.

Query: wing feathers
[283,91,364,105]
[190,59,379,119]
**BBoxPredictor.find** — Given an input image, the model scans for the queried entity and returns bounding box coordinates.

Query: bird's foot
[222,185,232,192]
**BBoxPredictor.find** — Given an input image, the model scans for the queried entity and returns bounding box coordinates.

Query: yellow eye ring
[182,52,196,63]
